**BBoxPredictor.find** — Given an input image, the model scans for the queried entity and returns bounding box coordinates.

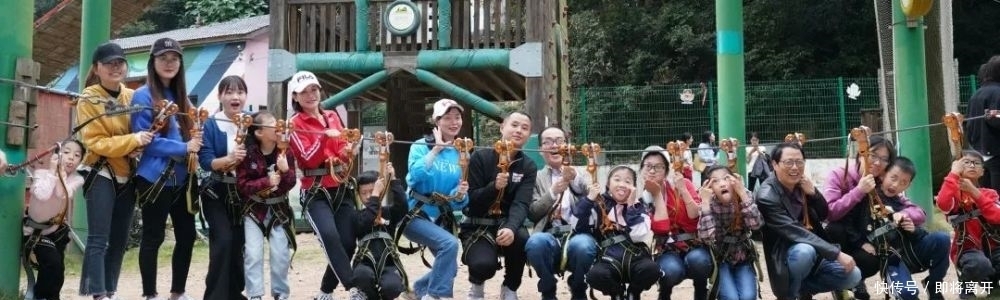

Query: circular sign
[384,0,421,36]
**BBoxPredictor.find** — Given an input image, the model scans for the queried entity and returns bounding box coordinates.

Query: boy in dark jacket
[352,168,409,300]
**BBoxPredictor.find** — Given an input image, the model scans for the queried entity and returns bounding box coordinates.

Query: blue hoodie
[131,86,189,186]
[405,137,469,221]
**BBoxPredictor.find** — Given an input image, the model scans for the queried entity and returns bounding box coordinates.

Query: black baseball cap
[151,38,183,56]
[92,42,126,64]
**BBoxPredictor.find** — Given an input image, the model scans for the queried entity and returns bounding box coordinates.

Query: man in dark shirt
[755,142,862,300]
[965,56,1000,189]
[463,112,537,300]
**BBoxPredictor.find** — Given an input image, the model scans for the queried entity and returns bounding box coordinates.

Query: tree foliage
[568,0,999,86]
[184,0,268,25]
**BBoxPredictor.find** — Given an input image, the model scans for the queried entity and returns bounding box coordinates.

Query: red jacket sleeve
[976,187,1000,224]
[936,172,963,214]
[650,189,673,235]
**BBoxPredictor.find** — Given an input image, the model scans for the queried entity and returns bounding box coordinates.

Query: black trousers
[354,264,404,300]
[136,179,197,296]
[587,255,660,297]
[202,183,247,300]
[958,249,1000,282]
[461,227,529,290]
[24,227,70,300]
[307,187,358,293]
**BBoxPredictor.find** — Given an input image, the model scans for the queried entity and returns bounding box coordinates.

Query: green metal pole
[892,0,932,212]
[581,87,587,142]
[322,70,389,109]
[837,77,847,156]
[0,0,32,295]
[437,0,451,49]
[416,49,509,70]
[356,0,369,51]
[716,0,746,177]
[74,0,113,254]
[296,52,385,74]
[413,69,504,120]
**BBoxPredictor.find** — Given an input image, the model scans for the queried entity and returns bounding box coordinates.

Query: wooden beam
[484,70,521,101]
[449,70,506,102]
[269,0,289,117]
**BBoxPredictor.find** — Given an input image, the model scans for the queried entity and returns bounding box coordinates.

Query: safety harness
[353,225,413,298]
[394,191,459,268]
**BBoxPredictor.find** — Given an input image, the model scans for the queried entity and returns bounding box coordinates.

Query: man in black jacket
[463,112,537,300]
[755,142,861,300]
[966,55,1000,190]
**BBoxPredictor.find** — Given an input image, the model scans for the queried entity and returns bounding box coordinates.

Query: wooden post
[557,0,571,132]
[525,0,555,132]
[270,0,288,118]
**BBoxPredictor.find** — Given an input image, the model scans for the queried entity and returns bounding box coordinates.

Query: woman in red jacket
[287,71,364,300]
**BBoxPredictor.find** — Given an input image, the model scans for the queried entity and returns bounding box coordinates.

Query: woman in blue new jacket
[130,38,202,300]
[198,75,252,300]
[402,99,470,300]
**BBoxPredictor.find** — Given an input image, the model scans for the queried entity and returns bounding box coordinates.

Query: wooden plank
[479,0,495,48]
[557,0,571,129]
[454,71,505,101]
[319,5,328,52]
[485,70,521,101]
[523,0,545,130]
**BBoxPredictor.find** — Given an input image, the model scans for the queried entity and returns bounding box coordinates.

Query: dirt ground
[29,231,975,300]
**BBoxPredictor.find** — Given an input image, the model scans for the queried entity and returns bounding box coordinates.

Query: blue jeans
[787,243,862,298]
[79,177,135,296]
[716,261,757,300]
[244,215,292,298]
[403,217,459,298]
[885,232,950,300]
[657,247,713,296]
[525,232,598,299]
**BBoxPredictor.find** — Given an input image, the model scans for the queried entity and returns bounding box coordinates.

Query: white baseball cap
[432,98,464,119]
[288,71,321,93]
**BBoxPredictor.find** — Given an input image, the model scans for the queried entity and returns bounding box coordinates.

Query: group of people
[12,38,1000,300]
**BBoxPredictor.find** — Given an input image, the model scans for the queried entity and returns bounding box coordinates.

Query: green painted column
[437,0,452,49]
[417,49,509,70]
[413,69,504,120]
[73,0,113,253]
[716,0,746,177]
[322,70,389,109]
[296,52,385,74]
[356,0,369,51]
[892,0,932,211]
[0,0,33,294]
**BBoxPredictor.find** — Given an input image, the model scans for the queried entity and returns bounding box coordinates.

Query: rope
[0,76,985,156]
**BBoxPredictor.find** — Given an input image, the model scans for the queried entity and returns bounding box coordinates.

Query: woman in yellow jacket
[76,42,154,300]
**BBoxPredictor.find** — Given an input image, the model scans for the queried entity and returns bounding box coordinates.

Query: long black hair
[146,41,192,141]
[244,110,275,149]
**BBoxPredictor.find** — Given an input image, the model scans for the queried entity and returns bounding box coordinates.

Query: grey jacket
[529,165,590,232]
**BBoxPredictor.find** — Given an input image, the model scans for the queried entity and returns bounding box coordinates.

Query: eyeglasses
[867,153,890,164]
[779,160,806,168]
[541,139,566,147]
[642,164,666,172]
[962,160,984,168]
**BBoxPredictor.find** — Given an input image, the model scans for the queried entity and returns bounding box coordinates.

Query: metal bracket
[510,42,543,78]
[268,49,297,82]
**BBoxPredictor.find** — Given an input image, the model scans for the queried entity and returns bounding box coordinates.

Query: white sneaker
[468,284,485,300]
[500,286,518,300]
[419,296,454,300]
[313,292,334,300]
[348,287,367,300]
[171,294,196,300]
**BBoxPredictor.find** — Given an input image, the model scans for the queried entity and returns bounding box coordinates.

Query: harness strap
[949,209,982,225]
[866,222,898,242]
[303,166,341,177]
[250,195,287,205]
[137,159,177,207]
[81,156,108,193]
[210,172,237,184]
[464,217,502,227]
[547,224,574,236]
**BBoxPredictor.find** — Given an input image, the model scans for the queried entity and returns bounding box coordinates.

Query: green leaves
[183,0,268,25]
